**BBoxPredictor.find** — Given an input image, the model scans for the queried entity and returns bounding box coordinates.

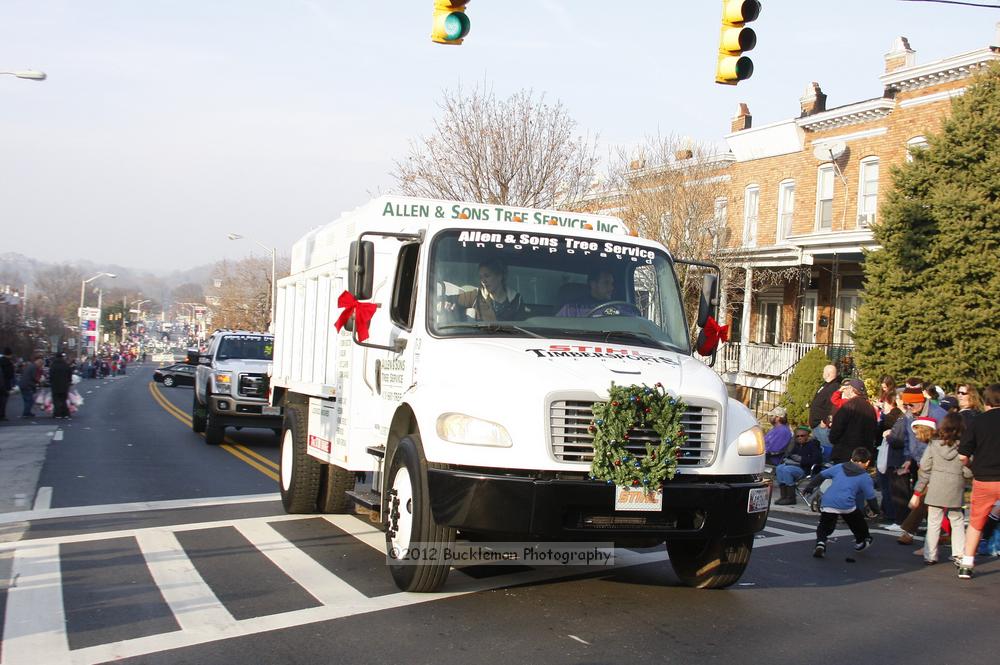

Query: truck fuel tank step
[346,488,382,513]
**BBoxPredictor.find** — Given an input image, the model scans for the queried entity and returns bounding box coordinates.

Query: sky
[1,0,997,273]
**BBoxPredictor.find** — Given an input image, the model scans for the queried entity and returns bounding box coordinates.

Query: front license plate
[614,486,663,512]
[262,406,281,416]
[747,487,770,514]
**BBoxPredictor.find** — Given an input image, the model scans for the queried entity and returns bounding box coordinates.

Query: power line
[900,0,1000,8]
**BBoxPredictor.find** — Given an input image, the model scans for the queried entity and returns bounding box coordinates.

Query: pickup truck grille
[238,373,268,399]
[549,400,719,467]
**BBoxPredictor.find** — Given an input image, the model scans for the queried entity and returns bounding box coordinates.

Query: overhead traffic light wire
[899,0,1000,8]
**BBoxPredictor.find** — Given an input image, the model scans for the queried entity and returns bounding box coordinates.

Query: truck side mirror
[349,240,374,300]
[697,273,719,328]
[186,349,199,366]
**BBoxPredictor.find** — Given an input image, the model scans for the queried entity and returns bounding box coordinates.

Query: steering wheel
[585,301,642,318]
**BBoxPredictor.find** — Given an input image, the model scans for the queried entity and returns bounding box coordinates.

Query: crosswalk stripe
[0,509,861,665]
[234,521,369,605]
[1,543,70,665]
[133,530,239,636]
[322,514,388,553]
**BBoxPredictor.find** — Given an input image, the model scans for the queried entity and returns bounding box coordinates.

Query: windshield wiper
[600,329,670,350]
[437,322,544,339]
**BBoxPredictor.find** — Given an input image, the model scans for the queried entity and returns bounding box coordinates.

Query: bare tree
[392,87,599,207]
[604,134,746,332]
[171,282,205,304]
[208,255,290,331]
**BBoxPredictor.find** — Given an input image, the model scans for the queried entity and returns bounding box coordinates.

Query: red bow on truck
[696,315,729,356]
[334,291,378,342]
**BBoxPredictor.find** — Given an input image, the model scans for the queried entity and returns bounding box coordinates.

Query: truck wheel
[279,405,322,513]
[318,464,355,513]
[191,393,206,433]
[666,535,754,589]
[204,411,225,445]
[385,435,455,592]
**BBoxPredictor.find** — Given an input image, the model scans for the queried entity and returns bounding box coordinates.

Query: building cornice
[880,47,1000,93]
[796,99,896,132]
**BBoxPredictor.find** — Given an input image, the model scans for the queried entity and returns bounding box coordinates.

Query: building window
[777,179,795,242]
[799,292,817,343]
[742,185,759,247]
[834,292,862,345]
[756,299,781,345]
[816,166,834,231]
[713,197,728,249]
[857,157,879,228]
[906,136,928,162]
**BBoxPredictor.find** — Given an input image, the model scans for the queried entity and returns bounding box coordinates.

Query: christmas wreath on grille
[588,383,688,488]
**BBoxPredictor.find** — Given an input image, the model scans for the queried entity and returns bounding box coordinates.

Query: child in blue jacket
[804,447,879,558]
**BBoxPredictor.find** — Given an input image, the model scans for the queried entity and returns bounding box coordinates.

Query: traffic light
[715,0,761,85]
[431,0,470,45]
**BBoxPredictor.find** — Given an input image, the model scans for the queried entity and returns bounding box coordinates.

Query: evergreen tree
[780,347,829,427]
[855,63,1000,388]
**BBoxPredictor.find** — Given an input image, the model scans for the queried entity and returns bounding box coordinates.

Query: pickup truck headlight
[436,413,512,447]
[211,371,233,393]
[736,425,765,456]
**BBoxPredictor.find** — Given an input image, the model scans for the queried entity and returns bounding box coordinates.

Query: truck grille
[549,400,719,467]
[238,373,267,399]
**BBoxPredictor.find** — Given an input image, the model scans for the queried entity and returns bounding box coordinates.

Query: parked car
[153,363,196,388]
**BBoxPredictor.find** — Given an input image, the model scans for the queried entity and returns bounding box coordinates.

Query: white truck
[189,329,283,445]
[269,195,768,592]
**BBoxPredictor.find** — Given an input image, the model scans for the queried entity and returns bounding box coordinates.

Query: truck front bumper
[427,468,769,541]
[209,395,283,428]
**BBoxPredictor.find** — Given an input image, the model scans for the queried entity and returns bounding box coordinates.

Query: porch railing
[713,342,856,390]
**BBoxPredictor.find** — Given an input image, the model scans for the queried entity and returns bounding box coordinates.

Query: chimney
[884,36,916,74]
[799,82,827,117]
[730,103,752,132]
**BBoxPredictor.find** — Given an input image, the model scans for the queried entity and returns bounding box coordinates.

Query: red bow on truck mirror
[334,291,378,342]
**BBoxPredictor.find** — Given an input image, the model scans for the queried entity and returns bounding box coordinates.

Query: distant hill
[0,251,215,300]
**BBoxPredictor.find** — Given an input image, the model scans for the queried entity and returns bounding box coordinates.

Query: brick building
[694,29,999,400]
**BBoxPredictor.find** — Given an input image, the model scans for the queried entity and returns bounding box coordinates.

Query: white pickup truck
[188,330,283,445]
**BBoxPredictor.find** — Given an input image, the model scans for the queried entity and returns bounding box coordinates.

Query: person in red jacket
[957,383,1000,580]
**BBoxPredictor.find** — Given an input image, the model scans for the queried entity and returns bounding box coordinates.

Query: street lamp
[228,233,276,332]
[80,272,116,358]
[80,272,117,309]
[0,69,46,81]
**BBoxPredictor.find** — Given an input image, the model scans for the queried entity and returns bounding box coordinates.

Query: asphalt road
[35,365,279,507]
[1,367,997,665]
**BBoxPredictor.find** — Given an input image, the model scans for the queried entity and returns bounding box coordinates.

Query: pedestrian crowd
[766,363,1000,581]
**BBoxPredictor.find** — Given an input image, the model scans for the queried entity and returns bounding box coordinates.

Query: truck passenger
[444,259,524,321]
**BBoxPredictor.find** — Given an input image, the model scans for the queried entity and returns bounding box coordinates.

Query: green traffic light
[443,12,470,41]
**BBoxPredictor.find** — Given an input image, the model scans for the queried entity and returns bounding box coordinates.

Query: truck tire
[385,435,455,592]
[279,405,322,513]
[204,410,225,445]
[666,535,754,589]
[191,393,206,433]
[318,464,355,514]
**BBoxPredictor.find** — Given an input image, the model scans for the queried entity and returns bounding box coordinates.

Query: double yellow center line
[148,382,280,481]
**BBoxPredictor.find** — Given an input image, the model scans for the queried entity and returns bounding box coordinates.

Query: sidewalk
[0,392,58,519]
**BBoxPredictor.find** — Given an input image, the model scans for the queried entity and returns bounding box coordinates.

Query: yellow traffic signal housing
[432,0,471,45]
[715,0,761,85]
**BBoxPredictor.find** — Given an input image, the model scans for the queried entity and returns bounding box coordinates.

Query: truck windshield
[428,229,690,353]
[216,335,274,361]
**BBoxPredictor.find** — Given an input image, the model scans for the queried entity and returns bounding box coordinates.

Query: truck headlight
[436,413,512,447]
[212,371,232,392]
[736,425,765,456]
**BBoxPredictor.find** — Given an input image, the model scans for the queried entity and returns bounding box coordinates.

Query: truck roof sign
[378,196,626,235]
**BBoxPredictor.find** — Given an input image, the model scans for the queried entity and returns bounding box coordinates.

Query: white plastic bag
[876,442,889,475]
